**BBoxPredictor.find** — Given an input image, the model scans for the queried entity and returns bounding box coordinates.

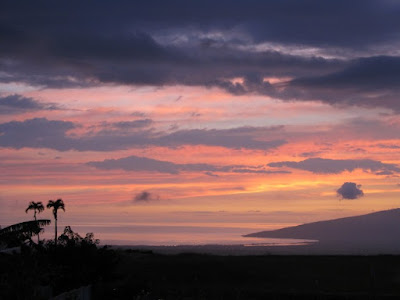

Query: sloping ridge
[245,208,400,245]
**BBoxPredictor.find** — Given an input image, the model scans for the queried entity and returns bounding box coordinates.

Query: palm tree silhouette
[46,199,65,246]
[25,201,45,243]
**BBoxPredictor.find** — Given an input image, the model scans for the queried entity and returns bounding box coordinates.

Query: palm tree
[46,199,65,246]
[25,201,45,243]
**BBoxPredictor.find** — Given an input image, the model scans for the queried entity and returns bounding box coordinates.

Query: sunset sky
[1,1,400,241]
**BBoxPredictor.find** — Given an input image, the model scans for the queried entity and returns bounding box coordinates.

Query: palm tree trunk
[55,217,57,246]
[34,212,40,244]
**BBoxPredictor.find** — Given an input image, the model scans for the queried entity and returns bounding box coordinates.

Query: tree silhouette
[46,199,65,246]
[25,201,45,243]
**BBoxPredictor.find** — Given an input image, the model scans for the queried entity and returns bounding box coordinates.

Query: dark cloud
[268,158,400,174]
[0,94,59,114]
[375,170,394,176]
[87,155,181,174]
[112,119,153,129]
[0,118,286,151]
[2,0,399,49]
[93,119,153,132]
[292,56,400,91]
[215,56,400,111]
[87,154,287,175]
[285,56,400,111]
[0,118,75,150]
[0,31,340,89]
[155,127,286,150]
[2,1,400,110]
[204,171,219,177]
[133,191,159,203]
[231,168,290,174]
[1,3,343,89]
[299,151,322,158]
[337,182,364,200]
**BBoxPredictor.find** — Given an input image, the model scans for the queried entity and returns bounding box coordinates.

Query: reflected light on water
[39,223,316,246]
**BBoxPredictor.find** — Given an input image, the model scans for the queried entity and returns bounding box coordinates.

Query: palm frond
[0,219,51,235]
[46,200,55,209]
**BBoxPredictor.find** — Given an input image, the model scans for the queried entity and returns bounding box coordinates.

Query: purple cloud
[87,155,289,175]
[0,118,286,151]
[0,94,59,114]
[133,191,160,203]
[268,158,400,174]
[337,182,364,200]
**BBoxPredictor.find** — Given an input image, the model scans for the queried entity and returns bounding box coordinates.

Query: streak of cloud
[268,158,400,174]
[87,155,288,175]
[0,94,60,114]
[0,118,286,151]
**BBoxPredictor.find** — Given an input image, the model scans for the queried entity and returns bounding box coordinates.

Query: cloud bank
[2,1,400,110]
[0,118,286,151]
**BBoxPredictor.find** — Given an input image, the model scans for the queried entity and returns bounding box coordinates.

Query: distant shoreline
[106,241,400,256]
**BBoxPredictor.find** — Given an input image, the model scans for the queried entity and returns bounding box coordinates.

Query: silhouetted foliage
[0,229,117,299]
[92,253,400,300]
[57,226,100,248]
[0,219,51,248]
[4,238,400,299]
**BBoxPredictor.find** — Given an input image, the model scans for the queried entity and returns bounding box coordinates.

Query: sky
[1,0,400,239]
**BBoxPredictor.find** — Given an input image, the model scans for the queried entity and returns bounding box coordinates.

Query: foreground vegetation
[94,252,400,300]
[2,244,400,299]
[2,200,400,299]
[0,231,114,299]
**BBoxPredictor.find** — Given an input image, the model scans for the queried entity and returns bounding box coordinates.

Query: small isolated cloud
[337,182,364,200]
[133,191,160,203]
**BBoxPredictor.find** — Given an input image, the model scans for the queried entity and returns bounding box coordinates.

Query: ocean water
[48,223,315,246]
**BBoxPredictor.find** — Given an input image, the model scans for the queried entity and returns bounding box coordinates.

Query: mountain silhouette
[245,208,400,252]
